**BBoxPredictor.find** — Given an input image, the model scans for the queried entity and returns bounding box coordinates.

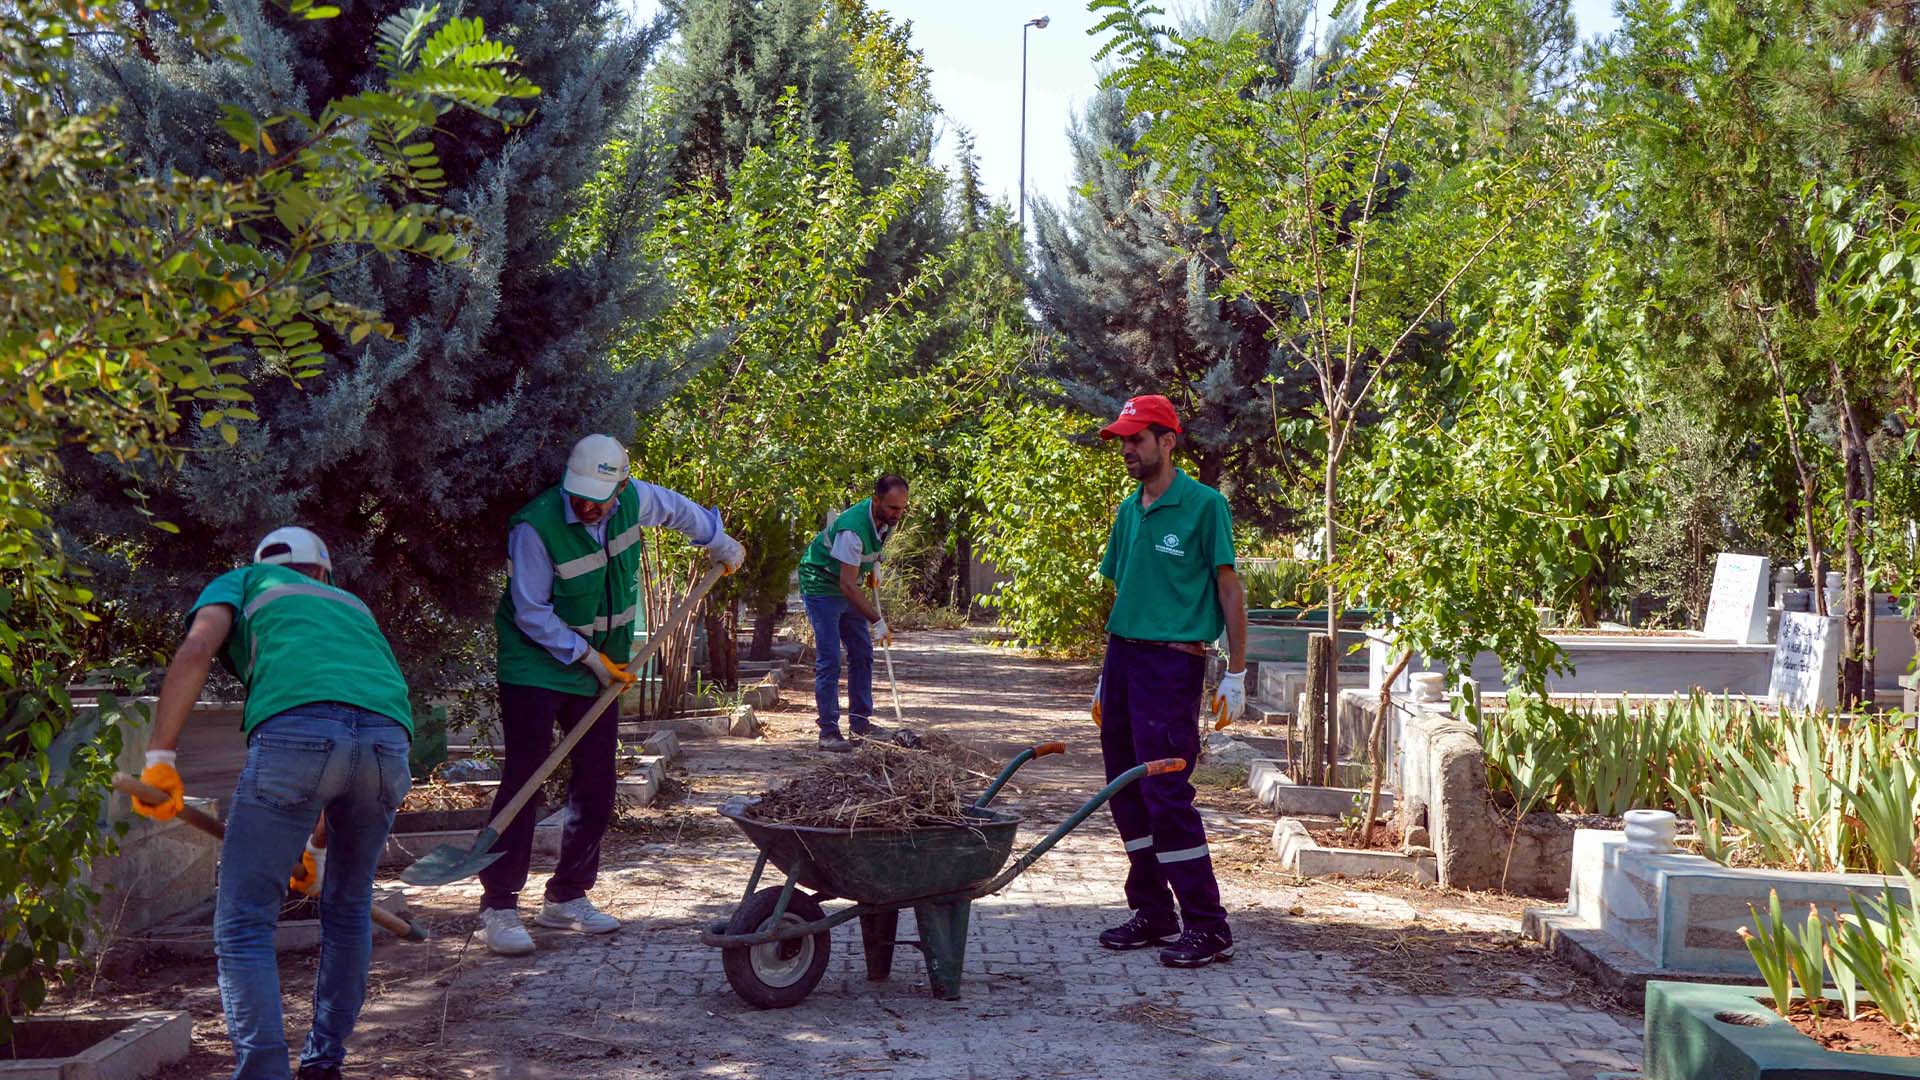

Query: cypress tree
[60,0,681,674]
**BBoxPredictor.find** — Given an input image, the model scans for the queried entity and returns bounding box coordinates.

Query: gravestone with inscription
[1701,553,1770,643]
[1768,611,1841,710]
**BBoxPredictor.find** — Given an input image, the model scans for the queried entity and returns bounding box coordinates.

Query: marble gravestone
[1701,553,1770,643]
[1768,611,1841,710]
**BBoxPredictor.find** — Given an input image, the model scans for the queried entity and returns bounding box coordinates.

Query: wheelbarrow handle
[970,757,1185,898]
[111,773,428,943]
[972,741,1069,809]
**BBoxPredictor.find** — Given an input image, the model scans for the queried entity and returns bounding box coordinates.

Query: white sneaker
[535,896,621,934]
[478,907,535,956]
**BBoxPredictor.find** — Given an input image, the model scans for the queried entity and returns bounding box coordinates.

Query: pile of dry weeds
[746,735,1000,830]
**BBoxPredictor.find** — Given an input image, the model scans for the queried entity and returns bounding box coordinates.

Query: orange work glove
[582,650,636,689]
[132,751,185,821]
[1091,677,1103,729]
[288,840,326,896]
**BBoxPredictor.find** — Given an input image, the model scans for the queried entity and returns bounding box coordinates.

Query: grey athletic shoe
[818,732,852,753]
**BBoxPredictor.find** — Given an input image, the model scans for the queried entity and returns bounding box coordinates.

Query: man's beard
[1124,454,1157,479]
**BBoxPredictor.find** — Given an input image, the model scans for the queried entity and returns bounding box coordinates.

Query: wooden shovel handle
[113,773,225,836]
[113,773,419,940]
[479,560,729,838]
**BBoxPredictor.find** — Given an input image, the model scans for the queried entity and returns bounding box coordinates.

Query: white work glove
[869,618,892,649]
[288,839,326,897]
[1091,677,1103,728]
[705,531,746,575]
[1210,669,1247,730]
[581,649,635,689]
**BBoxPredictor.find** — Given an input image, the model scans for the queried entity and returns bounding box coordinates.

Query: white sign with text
[1703,553,1771,643]
[1769,611,1841,710]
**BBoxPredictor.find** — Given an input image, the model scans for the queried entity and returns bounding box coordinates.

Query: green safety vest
[188,563,414,736]
[494,483,643,695]
[798,499,888,597]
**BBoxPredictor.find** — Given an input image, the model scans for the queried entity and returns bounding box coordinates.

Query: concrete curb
[0,1012,191,1080]
[1272,817,1436,883]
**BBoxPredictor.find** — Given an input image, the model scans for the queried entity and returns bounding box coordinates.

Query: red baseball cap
[1098,394,1182,439]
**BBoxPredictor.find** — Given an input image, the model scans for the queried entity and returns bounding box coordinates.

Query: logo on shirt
[1155,532,1185,557]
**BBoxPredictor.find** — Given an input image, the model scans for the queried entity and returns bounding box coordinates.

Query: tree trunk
[704,605,738,692]
[748,597,779,662]
[1304,633,1333,787]
[1361,651,1413,847]
[1322,438,1341,745]
[955,521,973,616]
[1830,361,1873,708]
[1753,299,1827,616]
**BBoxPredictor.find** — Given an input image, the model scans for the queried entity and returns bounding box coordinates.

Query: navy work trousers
[1097,635,1229,931]
[479,681,618,912]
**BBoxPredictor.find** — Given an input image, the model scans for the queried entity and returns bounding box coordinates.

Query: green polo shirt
[1099,469,1236,643]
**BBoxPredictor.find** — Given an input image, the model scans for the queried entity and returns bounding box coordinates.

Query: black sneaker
[296,1066,342,1080]
[1098,911,1180,951]
[1159,925,1234,968]
[818,732,852,753]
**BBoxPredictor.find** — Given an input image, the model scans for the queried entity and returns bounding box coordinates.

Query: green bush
[972,403,1129,656]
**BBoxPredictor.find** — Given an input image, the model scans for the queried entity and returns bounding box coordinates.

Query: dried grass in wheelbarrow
[747,740,997,830]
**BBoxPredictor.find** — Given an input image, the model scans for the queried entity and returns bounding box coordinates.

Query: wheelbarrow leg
[859,910,900,981]
[911,900,973,1000]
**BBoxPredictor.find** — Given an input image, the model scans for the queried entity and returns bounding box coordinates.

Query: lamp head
[1030,15,1050,28]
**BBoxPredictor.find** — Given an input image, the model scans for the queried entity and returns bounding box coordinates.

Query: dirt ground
[53,629,1638,1079]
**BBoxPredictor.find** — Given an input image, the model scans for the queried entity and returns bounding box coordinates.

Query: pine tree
[654,0,944,296]
[1028,0,1324,530]
[657,0,901,192]
[59,0,681,676]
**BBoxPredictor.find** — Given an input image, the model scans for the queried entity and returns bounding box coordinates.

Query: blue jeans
[802,594,873,736]
[216,703,411,1080]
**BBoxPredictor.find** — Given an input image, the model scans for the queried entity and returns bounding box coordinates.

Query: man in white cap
[130,526,414,1080]
[478,434,744,955]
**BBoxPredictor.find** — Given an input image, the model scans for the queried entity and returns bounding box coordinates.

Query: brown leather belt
[1113,635,1209,658]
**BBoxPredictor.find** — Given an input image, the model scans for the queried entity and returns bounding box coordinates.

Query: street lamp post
[1019,15,1049,231]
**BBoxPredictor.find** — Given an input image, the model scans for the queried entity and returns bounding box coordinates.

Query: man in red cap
[1089,394,1247,967]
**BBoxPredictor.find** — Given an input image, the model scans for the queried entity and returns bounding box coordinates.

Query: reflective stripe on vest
[553,523,644,581]
[241,582,375,682]
[566,604,640,637]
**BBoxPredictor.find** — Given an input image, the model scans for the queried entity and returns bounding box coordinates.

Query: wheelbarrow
[699,742,1185,1008]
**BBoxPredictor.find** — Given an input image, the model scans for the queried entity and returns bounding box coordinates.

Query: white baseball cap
[563,434,628,502]
[254,526,332,573]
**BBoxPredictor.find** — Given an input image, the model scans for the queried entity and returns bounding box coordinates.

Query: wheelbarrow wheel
[722,887,831,1009]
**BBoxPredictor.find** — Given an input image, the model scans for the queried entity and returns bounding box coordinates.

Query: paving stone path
[394,629,1644,1079]
[109,628,1644,1078]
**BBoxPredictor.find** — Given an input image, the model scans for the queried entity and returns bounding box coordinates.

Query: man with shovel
[480,434,744,956]
[129,525,414,1080]
[796,474,909,752]
[1089,395,1248,969]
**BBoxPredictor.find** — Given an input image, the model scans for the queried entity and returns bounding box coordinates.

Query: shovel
[400,561,727,886]
[111,773,429,942]
[868,574,918,745]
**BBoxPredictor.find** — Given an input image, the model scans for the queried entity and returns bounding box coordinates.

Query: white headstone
[1769,612,1842,710]
[1702,553,1770,643]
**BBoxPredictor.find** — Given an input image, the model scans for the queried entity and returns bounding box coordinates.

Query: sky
[622,1,1625,220]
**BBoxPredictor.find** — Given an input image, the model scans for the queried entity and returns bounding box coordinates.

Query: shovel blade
[398,828,504,886]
